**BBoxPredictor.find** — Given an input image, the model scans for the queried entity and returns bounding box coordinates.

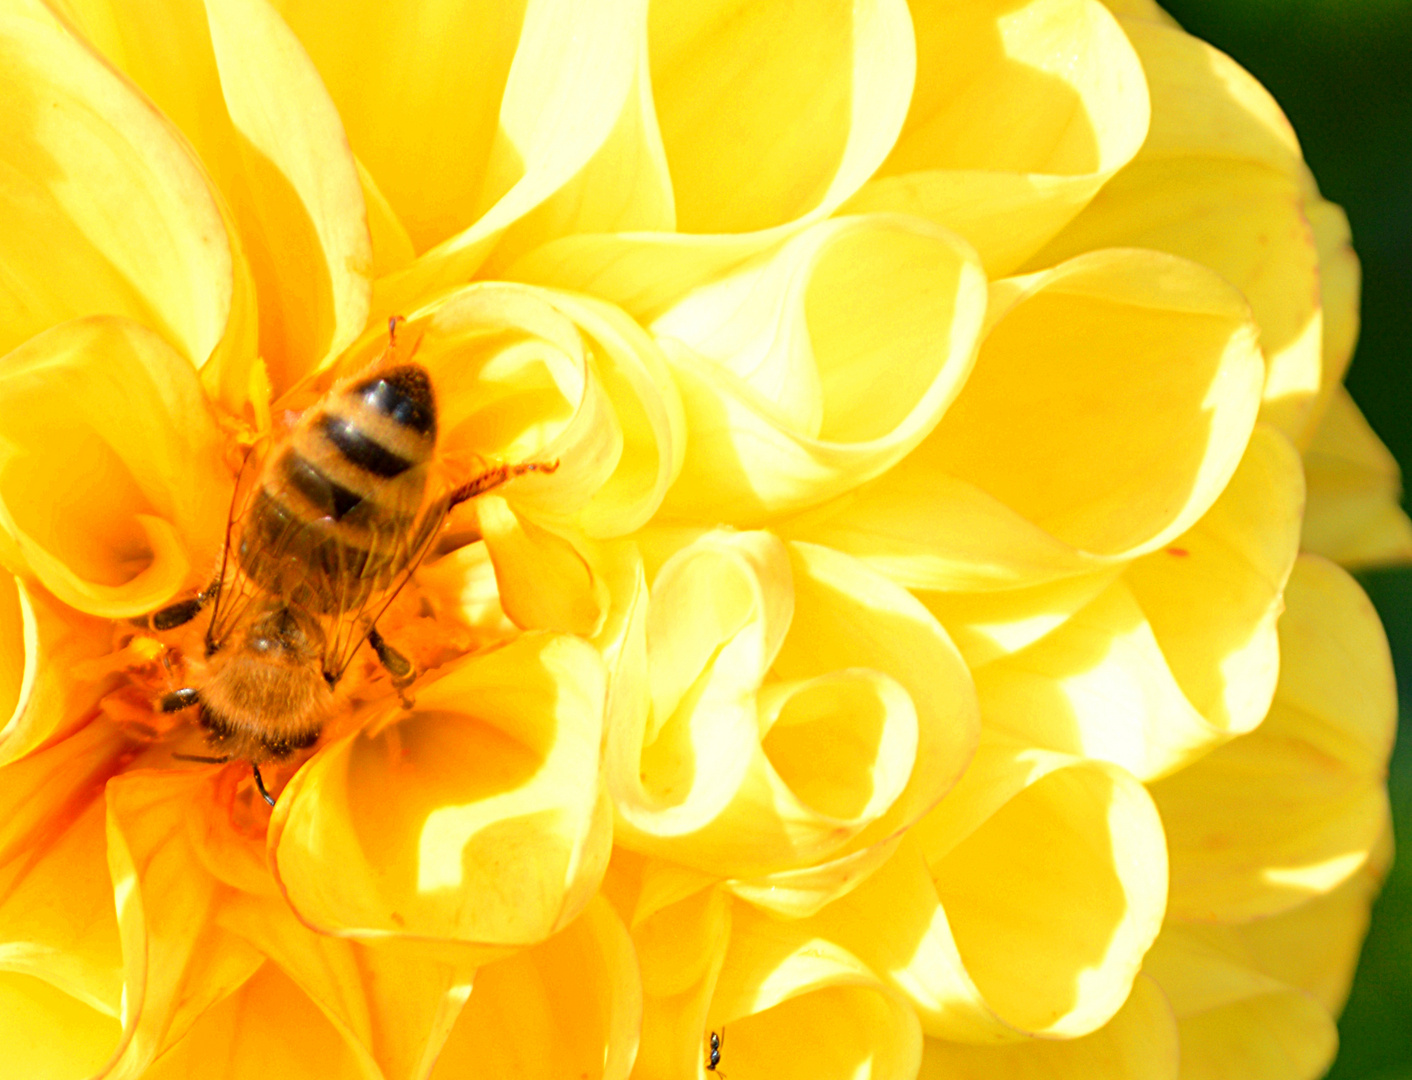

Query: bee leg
[251,764,276,808]
[446,458,561,509]
[367,626,413,682]
[172,752,230,765]
[139,577,221,632]
[159,687,201,712]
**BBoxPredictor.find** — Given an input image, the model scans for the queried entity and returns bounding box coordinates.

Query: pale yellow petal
[1031,19,1324,442]
[972,427,1303,779]
[0,13,232,366]
[708,903,923,1080]
[652,214,987,524]
[368,0,647,313]
[435,897,641,1080]
[0,317,231,618]
[356,158,416,279]
[1302,386,1412,568]
[478,496,607,637]
[1144,925,1337,1080]
[893,742,1166,1038]
[1305,196,1360,434]
[1152,556,1396,921]
[504,0,916,321]
[204,0,372,387]
[271,634,609,944]
[918,975,1179,1080]
[0,572,116,767]
[843,0,1150,274]
[787,249,1264,589]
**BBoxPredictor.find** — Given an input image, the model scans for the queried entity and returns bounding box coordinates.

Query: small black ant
[706,1028,726,1076]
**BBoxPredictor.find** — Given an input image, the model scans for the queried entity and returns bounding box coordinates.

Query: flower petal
[0,12,232,367]
[917,974,1179,1080]
[271,634,608,944]
[705,902,924,1080]
[843,0,1150,274]
[101,767,266,1079]
[881,740,1166,1038]
[0,571,116,767]
[504,0,916,320]
[0,971,120,1080]
[203,0,372,386]
[141,962,372,1080]
[218,891,476,1080]
[1302,386,1412,568]
[971,426,1303,780]
[367,0,648,311]
[1143,925,1337,1080]
[478,496,607,638]
[0,316,231,618]
[653,214,986,524]
[1031,18,1325,443]
[788,249,1264,588]
[0,721,127,1021]
[1152,555,1396,921]
[432,896,641,1080]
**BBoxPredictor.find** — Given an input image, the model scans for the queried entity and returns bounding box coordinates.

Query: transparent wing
[204,439,275,653]
[320,491,452,681]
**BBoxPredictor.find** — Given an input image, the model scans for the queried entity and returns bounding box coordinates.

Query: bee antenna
[252,763,276,807]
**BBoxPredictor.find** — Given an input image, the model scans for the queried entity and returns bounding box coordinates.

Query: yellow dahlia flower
[0,0,1402,1079]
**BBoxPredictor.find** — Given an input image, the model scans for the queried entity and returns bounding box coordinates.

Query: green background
[1159,1,1412,1076]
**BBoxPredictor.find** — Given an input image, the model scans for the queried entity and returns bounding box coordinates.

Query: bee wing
[321,489,452,681]
[204,439,276,652]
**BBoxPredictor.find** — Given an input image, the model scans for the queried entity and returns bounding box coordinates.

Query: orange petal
[0,316,231,618]
[433,896,641,1080]
[0,571,116,767]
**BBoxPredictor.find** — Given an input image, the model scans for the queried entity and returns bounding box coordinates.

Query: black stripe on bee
[283,452,366,522]
[353,365,436,436]
[319,413,415,477]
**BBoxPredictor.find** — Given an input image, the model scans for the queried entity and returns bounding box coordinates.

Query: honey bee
[146,321,556,805]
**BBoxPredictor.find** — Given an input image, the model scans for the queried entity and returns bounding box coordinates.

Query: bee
[146,320,556,806]
[706,1029,725,1076]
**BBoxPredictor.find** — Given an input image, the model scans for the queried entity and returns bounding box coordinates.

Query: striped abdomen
[238,364,437,614]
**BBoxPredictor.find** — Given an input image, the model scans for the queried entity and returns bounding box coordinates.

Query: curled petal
[0,571,116,767]
[1306,196,1361,431]
[787,249,1264,589]
[1152,555,1396,921]
[432,896,641,1080]
[0,317,231,618]
[478,496,607,637]
[918,975,1179,1080]
[1143,925,1337,1080]
[504,0,916,321]
[654,214,986,524]
[0,12,233,367]
[705,904,923,1080]
[1302,386,1412,568]
[609,536,975,909]
[971,426,1303,779]
[843,0,1151,274]
[271,634,609,944]
[1032,18,1325,442]
[904,739,1167,1038]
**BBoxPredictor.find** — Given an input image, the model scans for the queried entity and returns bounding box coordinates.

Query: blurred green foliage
[1159,1,1412,1076]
